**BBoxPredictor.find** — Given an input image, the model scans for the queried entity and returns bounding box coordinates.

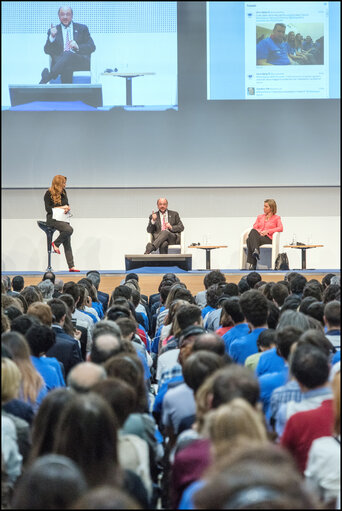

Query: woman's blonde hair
[205,398,267,458]
[2,357,22,403]
[264,199,277,215]
[49,175,67,205]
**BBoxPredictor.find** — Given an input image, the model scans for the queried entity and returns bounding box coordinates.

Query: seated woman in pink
[246,199,283,270]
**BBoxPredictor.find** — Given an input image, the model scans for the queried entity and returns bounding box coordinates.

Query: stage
[3,268,339,298]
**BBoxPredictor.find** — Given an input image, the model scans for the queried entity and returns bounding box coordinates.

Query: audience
[1,269,340,509]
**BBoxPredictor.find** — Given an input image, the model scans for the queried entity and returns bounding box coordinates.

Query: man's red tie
[162,214,166,230]
[65,30,71,51]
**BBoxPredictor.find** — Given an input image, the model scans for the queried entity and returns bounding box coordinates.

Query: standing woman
[44,175,79,272]
[246,199,283,270]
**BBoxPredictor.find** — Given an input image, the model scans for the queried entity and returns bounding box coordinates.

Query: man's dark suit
[146,210,184,254]
[43,23,95,83]
[47,325,82,377]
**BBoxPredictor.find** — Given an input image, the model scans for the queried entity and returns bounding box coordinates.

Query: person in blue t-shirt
[257,23,291,65]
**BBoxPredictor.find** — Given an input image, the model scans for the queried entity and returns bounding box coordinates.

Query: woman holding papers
[44,175,79,272]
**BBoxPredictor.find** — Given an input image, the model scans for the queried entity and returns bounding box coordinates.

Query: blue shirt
[31,356,65,391]
[255,347,285,377]
[229,327,266,364]
[222,323,250,354]
[258,367,289,421]
[179,479,205,509]
[201,305,215,319]
[257,37,291,65]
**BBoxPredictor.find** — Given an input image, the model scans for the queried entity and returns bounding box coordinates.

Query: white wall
[2,215,339,272]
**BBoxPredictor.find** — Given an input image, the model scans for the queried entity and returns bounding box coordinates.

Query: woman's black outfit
[44,189,74,268]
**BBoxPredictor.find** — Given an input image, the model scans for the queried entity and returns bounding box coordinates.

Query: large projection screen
[1,1,340,188]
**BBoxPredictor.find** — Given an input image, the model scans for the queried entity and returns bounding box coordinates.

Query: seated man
[145,198,184,254]
[39,5,95,84]
[257,23,291,65]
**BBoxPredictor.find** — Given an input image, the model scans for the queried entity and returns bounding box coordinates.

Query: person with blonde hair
[246,199,283,270]
[2,331,48,411]
[44,175,79,272]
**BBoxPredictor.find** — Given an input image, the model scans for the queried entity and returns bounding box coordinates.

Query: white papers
[52,207,71,223]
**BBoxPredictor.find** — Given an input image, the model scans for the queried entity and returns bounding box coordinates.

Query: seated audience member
[1,359,23,487]
[195,270,226,309]
[20,286,43,308]
[245,328,277,372]
[323,283,341,304]
[53,278,64,298]
[205,283,239,332]
[191,443,315,509]
[52,392,149,508]
[9,276,25,296]
[237,276,250,294]
[221,298,249,354]
[289,273,307,298]
[271,281,289,308]
[306,301,325,327]
[156,284,193,333]
[27,302,53,326]
[269,326,304,434]
[246,271,262,289]
[59,293,87,360]
[322,273,336,289]
[77,281,99,322]
[2,331,48,413]
[63,281,93,353]
[277,309,311,331]
[42,271,55,283]
[229,290,268,364]
[299,295,317,315]
[25,324,66,389]
[116,317,153,370]
[11,454,87,510]
[67,361,106,393]
[280,344,334,472]
[86,270,109,313]
[37,280,54,302]
[92,378,153,500]
[2,357,31,464]
[47,298,83,376]
[305,370,340,507]
[3,305,22,324]
[323,300,340,349]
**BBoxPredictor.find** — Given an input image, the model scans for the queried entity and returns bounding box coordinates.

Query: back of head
[112,285,132,302]
[302,281,323,301]
[267,300,280,329]
[27,302,53,327]
[43,271,56,284]
[12,454,87,510]
[323,284,341,304]
[257,329,277,351]
[193,333,226,356]
[204,270,226,289]
[297,329,335,358]
[92,377,137,427]
[281,294,301,312]
[211,365,260,409]
[290,342,330,388]
[324,300,341,327]
[290,274,307,295]
[25,323,55,357]
[306,301,324,326]
[67,362,107,393]
[10,313,41,336]
[115,317,137,340]
[2,356,21,403]
[205,284,224,309]
[271,282,289,307]
[246,271,262,289]
[277,309,310,331]
[221,282,239,297]
[239,290,268,327]
[12,275,25,292]
[237,278,250,294]
[222,297,245,324]
[91,321,122,364]
[298,296,317,315]
[86,270,101,289]
[276,326,303,361]
[20,286,42,307]
[176,303,202,331]
[322,273,336,289]
[38,280,54,299]
[106,305,131,322]
[183,350,225,394]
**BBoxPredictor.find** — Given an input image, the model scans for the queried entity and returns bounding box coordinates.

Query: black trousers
[48,219,74,268]
[246,228,272,264]
[152,230,178,254]
[50,51,90,83]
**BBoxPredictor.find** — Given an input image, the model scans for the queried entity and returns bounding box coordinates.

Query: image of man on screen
[145,198,184,254]
[39,5,96,84]
[257,23,291,65]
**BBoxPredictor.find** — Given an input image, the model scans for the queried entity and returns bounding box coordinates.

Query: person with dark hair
[10,276,25,295]
[63,281,93,353]
[323,284,341,304]
[271,281,289,308]
[237,277,250,294]
[11,453,87,510]
[42,271,56,284]
[290,273,307,298]
[205,283,239,333]
[306,301,325,327]
[195,270,226,309]
[4,305,22,323]
[221,297,249,354]
[302,281,323,302]
[267,300,280,330]
[281,294,301,312]
[245,328,277,372]
[323,300,340,349]
[281,345,334,473]
[39,5,95,84]
[20,286,42,308]
[229,290,268,364]
[10,313,41,336]
[52,392,149,508]
[257,23,291,65]
[86,270,109,313]
[46,298,82,376]
[246,271,262,289]
[322,273,336,289]
[25,324,65,389]
[299,296,317,315]
[145,198,184,254]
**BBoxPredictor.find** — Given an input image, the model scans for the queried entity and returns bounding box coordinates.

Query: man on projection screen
[39,5,95,84]
[145,198,184,254]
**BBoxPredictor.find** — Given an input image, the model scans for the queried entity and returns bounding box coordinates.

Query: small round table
[188,245,227,270]
[283,244,324,270]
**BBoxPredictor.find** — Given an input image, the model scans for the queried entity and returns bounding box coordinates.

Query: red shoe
[69,268,80,272]
[51,242,61,254]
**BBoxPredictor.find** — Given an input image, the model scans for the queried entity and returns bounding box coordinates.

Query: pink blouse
[253,214,283,240]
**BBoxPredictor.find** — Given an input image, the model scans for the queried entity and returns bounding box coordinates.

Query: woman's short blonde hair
[264,199,277,215]
[2,357,22,403]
